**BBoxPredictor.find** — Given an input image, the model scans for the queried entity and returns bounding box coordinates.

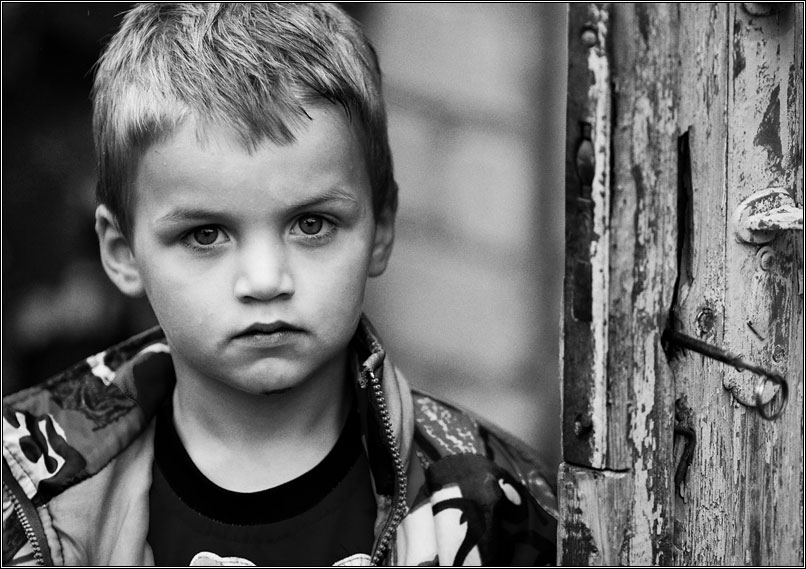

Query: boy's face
[100,106,393,396]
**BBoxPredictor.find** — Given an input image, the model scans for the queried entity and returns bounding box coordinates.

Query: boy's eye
[192,227,221,245]
[180,225,229,252]
[298,216,324,235]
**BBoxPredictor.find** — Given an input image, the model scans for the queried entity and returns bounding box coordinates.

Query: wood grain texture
[673,5,732,564]
[673,3,804,565]
[562,4,802,564]
[561,4,678,565]
[608,5,678,563]
[563,2,612,470]
[557,463,632,565]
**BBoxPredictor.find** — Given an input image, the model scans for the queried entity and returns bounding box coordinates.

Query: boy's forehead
[145,102,367,160]
[132,106,373,214]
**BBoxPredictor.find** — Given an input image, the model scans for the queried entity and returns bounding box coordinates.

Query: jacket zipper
[6,486,45,565]
[366,369,408,566]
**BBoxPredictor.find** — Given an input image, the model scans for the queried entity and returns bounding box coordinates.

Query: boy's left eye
[291,215,337,244]
[298,215,324,235]
[193,227,220,245]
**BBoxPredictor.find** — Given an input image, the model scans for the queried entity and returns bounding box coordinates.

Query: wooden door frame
[559,3,803,565]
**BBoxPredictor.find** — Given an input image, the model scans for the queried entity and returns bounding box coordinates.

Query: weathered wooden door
[559,3,803,565]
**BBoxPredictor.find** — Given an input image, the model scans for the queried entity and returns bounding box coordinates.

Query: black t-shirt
[147,400,377,566]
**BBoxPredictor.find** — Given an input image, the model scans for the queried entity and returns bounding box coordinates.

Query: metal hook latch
[733,187,803,244]
[663,329,789,420]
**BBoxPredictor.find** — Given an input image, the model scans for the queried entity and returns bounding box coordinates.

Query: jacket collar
[3,315,411,506]
[351,316,412,498]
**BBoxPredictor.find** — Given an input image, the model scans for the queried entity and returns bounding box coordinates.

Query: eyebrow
[154,188,361,225]
[154,208,226,225]
[287,187,360,211]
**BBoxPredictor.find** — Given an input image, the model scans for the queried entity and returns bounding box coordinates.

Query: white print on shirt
[332,553,372,566]
[189,552,255,566]
[188,551,372,566]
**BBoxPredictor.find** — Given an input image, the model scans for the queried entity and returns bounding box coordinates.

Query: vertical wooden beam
[562,3,803,564]
[674,3,804,565]
[563,2,613,471]
[608,5,678,564]
[560,3,677,565]
[674,4,731,563]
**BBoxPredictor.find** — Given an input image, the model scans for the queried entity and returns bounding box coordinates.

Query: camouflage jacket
[3,317,557,565]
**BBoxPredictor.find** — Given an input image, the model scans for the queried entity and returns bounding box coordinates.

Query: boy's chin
[228,376,308,397]
[224,365,339,398]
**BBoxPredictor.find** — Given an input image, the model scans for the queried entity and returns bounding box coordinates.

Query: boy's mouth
[235,322,303,337]
[232,322,305,347]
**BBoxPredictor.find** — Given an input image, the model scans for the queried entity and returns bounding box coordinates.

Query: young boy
[3,4,557,566]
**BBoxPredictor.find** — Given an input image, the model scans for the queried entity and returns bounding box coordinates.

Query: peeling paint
[676,3,805,562]
[558,3,803,566]
[733,19,747,78]
[630,335,662,565]
[787,63,800,170]
[561,519,599,563]
[586,6,612,469]
[754,85,783,165]
[637,4,652,42]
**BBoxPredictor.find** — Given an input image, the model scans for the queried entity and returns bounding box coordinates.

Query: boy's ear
[95,205,146,297]
[369,205,395,277]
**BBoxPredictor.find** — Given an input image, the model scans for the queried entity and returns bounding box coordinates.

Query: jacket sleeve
[477,418,558,565]
[477,416,559,519]
[410,391,558,565]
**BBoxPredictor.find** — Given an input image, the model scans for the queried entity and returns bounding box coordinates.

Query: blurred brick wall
[359,4,567,469]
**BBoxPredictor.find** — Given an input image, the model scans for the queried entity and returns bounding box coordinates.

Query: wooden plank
[563,2,613,469]
[557,463,631,565]
[673,3,804,565]
[608,4,678,563]
[673,4,732,564]
[561,4,678,564]
[724,4,803,565]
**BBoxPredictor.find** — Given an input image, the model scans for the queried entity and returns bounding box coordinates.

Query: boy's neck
[169,351,355,493]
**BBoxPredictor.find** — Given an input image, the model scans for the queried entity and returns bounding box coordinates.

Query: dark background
[3,4,151,390]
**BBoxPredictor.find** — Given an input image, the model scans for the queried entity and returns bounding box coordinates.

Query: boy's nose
[233,239,295,302]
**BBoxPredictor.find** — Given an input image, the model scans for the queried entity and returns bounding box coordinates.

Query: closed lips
[235,323,302,337]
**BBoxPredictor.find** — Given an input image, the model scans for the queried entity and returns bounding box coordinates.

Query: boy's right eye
[181,225,229,250]
[193,227,220,245]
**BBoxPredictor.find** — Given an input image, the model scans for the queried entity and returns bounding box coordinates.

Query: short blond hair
[93,3,397,238]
